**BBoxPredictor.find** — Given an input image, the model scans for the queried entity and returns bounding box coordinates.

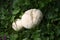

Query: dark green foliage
[0,0,60,40]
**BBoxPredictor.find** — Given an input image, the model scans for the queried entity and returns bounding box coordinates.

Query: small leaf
[12,8,20,14]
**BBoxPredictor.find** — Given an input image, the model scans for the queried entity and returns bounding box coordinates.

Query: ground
[0,0,60,40]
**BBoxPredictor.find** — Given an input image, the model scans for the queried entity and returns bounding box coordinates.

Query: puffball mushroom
[12,19,23,31]
[21,9,43,29]
[12,9,43,31]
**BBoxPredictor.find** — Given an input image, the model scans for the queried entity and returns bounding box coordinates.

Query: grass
[0,0,60,40]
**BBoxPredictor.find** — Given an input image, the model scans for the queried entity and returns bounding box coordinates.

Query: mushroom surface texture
[12,19,23,31]
[21,9,43,29]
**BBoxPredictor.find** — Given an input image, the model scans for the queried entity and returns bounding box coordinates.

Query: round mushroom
[12,19,23,31]
[21,9,43,29]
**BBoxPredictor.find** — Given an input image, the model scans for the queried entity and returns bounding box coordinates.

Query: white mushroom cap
[12,19,23,31]
[12,9,43,31]
[21,9,43,29]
